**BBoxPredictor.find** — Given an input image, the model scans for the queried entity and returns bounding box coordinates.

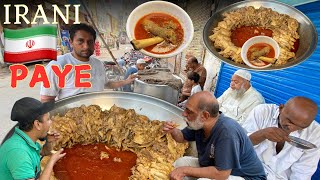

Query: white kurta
[190,84,202,95]
[242,104,320,180]
[217,87,265,125]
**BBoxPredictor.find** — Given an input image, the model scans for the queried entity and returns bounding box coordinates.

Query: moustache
[81,50,92,53]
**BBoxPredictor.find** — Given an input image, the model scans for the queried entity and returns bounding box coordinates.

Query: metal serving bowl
[203,0,318,71]
[126,1,194,58]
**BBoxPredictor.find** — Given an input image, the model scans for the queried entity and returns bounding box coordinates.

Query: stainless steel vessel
[133,79,180,105]
[203,0,318,71]
[52,91,196,156]
[2,91,185,144]
[2,92,197,155]
[51,91,185,126]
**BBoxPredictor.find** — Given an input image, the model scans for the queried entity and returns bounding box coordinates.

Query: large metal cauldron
[2,92,185,144]
[51,91,185,126]
[2,91,196,155]
[133,79,180,105]
[50,91,196,156]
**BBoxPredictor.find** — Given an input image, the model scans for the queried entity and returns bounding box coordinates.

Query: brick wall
[178,0,212,78]
[166,0,222,92]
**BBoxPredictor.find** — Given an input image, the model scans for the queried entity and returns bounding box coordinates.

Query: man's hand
[126,74,139,83]
[163,121,178,133]
[49,148,66,165]
[263,127,290,142]
[163,121,186,143]
[40,148,66,179]
[106,74,139,88]
[181,91,191,96]
[41,132,61,156]
[47,132,60,143]
[169,167,188,180]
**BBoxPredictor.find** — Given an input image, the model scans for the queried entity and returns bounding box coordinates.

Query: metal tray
[203,0,318,71]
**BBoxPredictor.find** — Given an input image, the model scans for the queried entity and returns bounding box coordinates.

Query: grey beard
[186,116,204,130]
[231,86,246,99]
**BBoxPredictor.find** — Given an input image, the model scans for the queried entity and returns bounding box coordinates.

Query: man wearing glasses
[242,96,320,180]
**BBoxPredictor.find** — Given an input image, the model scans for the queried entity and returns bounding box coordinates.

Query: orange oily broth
[231,26,273,47]
[247,43,275,66]
[231,26,299,54]
[134,12,184,54]
[53,143,137,180]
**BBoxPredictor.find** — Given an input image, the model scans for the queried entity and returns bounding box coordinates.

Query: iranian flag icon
[4,25,57,63]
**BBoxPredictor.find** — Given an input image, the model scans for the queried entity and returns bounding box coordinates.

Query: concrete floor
[0,64,40,143]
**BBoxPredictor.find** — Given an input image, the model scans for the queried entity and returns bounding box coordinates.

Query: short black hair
[190,57,199,64]
[19,114,44,132]
[187,72,200,83]
[69,23,96,41]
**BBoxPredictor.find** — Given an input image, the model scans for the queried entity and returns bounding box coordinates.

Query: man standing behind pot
[0,97,65,180]
[40,23,136,101]
[123,59,147,92]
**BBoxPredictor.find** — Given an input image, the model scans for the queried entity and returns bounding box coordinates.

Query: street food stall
[38,1,317,179]
[1,0,320,179]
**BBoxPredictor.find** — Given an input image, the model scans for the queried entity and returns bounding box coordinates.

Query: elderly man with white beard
[163,91,266,180]
[217,69,265,126]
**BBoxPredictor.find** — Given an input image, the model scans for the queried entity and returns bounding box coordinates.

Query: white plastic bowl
[241,36,280,69]
[126,1,194,58]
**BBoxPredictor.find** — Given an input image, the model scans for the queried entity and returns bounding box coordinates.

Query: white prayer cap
[136,59,146,64]
[234,69,251,81]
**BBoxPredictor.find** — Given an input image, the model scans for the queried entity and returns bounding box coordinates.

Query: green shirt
[0,127,41,180]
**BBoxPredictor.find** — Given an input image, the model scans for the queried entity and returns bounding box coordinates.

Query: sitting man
[218,69,265,125]
[186,56,207,90]
[164,91,266,180]
[242,96,320,179]
[178,71,202,109]
[0,97,66,179]
[123,59,147,92]
[179,56,207,103]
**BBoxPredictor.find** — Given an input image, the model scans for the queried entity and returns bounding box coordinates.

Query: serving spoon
[288,135,317,149]
[282,125,317,149]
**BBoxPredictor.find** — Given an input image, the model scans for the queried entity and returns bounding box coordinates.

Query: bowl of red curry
[241,36,280,69]
[126,1,194,58]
